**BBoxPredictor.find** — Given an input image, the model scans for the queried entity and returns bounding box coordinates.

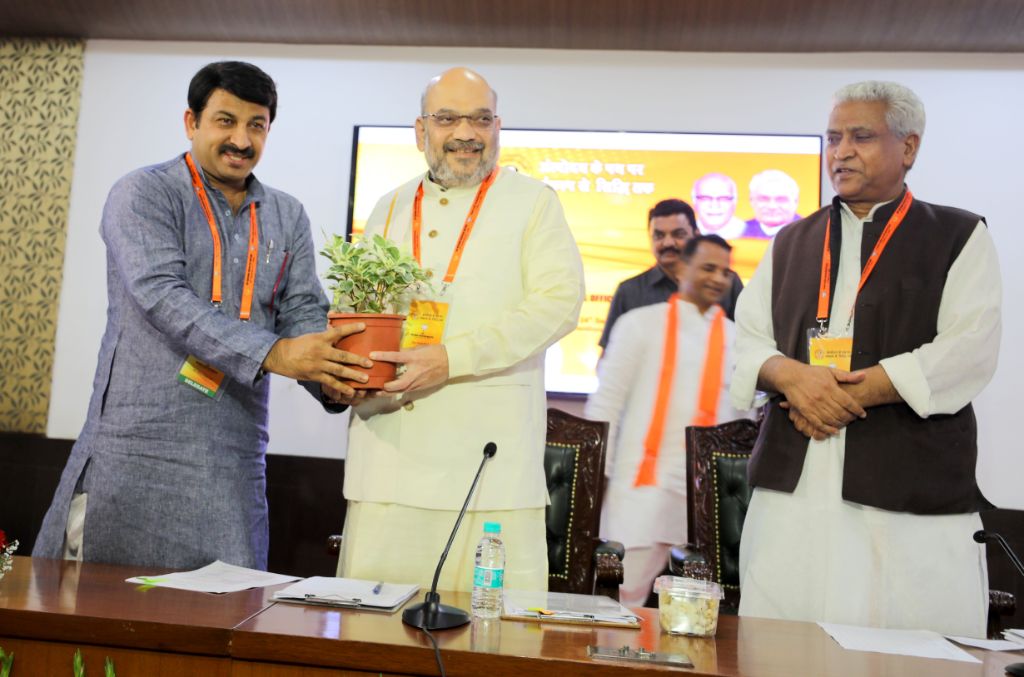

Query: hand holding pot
[262,322,373,396]
[372,344,449,394]
[322,383,369,406]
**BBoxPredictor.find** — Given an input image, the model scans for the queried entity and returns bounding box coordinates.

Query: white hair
[749,169,799,198]
[832,81,926,140]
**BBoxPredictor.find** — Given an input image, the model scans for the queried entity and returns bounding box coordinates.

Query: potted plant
[320,233,432,389]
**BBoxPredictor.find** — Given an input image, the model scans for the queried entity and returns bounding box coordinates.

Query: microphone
[402,442,498,630]
[974,530,1024,579]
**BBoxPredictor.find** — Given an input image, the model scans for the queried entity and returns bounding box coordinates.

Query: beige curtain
[0,38,84,432]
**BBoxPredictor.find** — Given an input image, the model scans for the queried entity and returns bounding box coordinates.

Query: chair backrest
[544,407,609,594]
[685,418,759,606]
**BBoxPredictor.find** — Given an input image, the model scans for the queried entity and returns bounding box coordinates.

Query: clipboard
[272,576,419,613]
[501,590,641,629]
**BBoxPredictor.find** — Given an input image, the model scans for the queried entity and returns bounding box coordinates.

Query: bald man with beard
[334,68,584,592]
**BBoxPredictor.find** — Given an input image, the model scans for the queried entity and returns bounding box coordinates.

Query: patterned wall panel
[0,39,84,433]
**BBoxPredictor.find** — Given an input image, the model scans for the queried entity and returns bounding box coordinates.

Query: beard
[424,129,499,188]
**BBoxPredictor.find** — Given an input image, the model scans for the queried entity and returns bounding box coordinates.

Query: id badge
[401,299,450,349]
[807,327,853,371]
[178,354,226,399]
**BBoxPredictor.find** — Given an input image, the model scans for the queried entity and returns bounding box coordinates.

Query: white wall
[48,41,1024,508]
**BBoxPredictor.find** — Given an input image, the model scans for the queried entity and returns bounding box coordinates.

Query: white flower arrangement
[0,531,18,578]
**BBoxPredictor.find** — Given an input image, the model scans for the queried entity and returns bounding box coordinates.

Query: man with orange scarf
[585,234,750,606]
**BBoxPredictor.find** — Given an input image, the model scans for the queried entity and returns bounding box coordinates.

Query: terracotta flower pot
[328,312,405,390]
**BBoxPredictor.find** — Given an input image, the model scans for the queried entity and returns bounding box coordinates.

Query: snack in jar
[653,575,724,637]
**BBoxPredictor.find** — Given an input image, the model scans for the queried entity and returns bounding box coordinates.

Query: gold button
[403,401,414,411]
[428,229,439,238]
[440,197,449,205]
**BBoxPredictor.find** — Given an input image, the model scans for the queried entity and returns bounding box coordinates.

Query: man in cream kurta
[731,82,1001,637]
[333,68,584,592]
[586,235,749,606]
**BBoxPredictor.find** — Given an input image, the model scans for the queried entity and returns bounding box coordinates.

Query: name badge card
[178,354,226,399]
[401,299,450,349]
[807,328,852,371]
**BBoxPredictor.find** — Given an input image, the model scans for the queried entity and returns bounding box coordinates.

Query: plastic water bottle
[471,522,505,618]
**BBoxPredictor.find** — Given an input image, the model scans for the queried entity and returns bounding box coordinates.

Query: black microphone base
[402,593,471,630]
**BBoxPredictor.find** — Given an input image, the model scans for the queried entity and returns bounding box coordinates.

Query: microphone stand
[973,530,1024,677]
[974,530,1024,579]
[402,442,497,631]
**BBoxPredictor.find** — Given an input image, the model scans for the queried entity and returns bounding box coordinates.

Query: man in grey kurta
[34,61,369,570]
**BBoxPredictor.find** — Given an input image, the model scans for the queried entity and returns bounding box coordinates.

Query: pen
[372,581,383,595]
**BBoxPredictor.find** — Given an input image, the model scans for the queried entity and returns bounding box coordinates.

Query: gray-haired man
[731,81,1001,636]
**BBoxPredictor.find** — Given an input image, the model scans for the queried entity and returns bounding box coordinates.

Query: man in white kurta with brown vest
[731,81,1001,637]
[586,234,749,606]
[332,68,584,592]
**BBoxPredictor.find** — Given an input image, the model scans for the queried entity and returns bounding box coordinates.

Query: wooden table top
[0,556,271,656]
[2,556,1022,676]
[235,588,1024,677]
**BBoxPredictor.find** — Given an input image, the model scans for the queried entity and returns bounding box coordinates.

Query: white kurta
[346,167,585,512]
[339,168,584,589]
[730,200,1002,638]
[586,299,749,550]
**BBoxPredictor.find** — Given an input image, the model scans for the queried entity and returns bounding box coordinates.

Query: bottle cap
[483,522,501,534]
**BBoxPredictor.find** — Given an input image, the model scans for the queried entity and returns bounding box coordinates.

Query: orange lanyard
[411,169,498,285]
[184,154,260,321]
[817,190,914,326]
[635,295,725,488]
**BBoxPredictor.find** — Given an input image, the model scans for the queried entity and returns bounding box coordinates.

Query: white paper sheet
[947,635,1024,652]
[125,560,299,593]
[818,622,980,663]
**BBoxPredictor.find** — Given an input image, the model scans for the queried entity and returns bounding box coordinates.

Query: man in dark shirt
[599,199,743,349]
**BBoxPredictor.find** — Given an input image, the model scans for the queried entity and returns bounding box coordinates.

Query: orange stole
[634,295,726,487]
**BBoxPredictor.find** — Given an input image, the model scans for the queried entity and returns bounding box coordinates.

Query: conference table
[0,556,1019,676]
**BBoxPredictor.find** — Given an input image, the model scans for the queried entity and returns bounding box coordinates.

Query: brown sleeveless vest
[749,190,991,514]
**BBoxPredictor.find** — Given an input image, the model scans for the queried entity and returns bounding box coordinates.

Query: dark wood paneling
[0,433,71,553]
[3,0,1024,52]
[264,453,346,579]
[0,638,232,676]
[982,508,1024,629]
[0,433,346,577]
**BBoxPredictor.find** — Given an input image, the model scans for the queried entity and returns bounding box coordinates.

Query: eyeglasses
[695,195,735,205]
[421,112,498,129]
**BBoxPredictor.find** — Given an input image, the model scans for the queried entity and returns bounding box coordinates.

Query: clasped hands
[769,358,868,441]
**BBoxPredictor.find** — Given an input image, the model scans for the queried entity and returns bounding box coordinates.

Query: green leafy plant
[0,646,14,677]
[320,233,432,314]
[70,649,116,676]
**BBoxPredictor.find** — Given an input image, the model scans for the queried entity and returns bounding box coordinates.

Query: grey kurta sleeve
[101,171,282,387]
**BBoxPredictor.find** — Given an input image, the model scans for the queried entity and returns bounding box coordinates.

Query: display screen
[347,126,822,395]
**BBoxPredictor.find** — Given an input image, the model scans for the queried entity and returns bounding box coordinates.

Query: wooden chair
[328,408,624,598]
[670,418,758,613]
[544,407,623,598]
